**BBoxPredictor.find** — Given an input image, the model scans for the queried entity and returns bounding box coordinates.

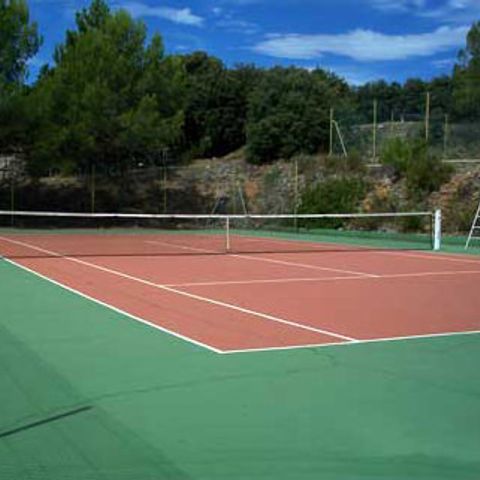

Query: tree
[0,0,40,86]
[181,53,259,158]
[246,67,346,163]
[380,138,452,201]
[26,0,186,175]
[0,0,41,149]
[453,21,480,120]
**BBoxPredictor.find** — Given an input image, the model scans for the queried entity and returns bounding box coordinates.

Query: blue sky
[28,0,480,85]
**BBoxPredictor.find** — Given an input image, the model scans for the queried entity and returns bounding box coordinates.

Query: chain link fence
[331,96,480,163]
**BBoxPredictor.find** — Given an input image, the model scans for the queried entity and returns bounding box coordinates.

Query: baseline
[2,257,222,353]
[222,329,480,354]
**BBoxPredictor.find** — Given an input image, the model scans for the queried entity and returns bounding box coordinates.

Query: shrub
[380,138,452,201]
[299,176,368,228]
[324,150,367,175]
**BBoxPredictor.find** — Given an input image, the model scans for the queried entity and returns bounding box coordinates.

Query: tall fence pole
[372,99,378,162]
[293,158,299,231]
[329,108,334,156]
[162,148,168,213]
[443,114,449,159]
[425,92,431,143]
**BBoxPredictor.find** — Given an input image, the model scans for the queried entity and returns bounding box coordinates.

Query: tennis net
[0,210,441,259]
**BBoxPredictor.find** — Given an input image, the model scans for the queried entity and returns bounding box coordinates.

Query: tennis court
[1,211,480,479]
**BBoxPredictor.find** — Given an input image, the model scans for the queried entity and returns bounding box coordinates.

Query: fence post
[443,114,449,159]
[425,92,431,143]
[162,147,168,213]
[329,108,334,157]
[372,99,378,163]
[293,158,299,231]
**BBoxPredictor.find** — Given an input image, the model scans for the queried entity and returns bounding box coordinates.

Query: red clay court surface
[1,233,480,354]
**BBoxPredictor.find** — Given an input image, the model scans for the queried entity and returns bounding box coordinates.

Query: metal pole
[373,99,378,163]
[466,200,480,249]
[238,182,248,215]
[333,121,348,157]
[443,114,449,159]
[293,158,299,231]
[425,92,430,143]
[329,108,334,156]
[232,170,237,214]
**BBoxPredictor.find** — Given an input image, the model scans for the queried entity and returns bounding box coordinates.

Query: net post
[433,209,442,251]
[225,216,231,252]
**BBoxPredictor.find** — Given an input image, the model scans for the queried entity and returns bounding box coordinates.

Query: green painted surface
[1,259,480,479]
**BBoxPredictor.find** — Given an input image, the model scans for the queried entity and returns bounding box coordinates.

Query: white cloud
[370,0,480,23]
[369,0,426,12]
[121,2,204,26]
[253,26,469,62]
[304,64,377,85]
[216,17,259,34]
[432,57,456,68]
[420,0,480,22]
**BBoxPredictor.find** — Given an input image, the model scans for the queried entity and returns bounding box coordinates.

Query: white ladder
[465,199,480,249]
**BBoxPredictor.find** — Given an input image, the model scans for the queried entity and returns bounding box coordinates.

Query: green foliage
[380,138,453,200]
[246,67,349,164]
[0,0,40,149]
[355,78,428,123]
[182,54,260,158]
[299,176,368,227]
[0,0,476,218]
[380,137,412,173]
[453,21,480,120]
[324,150,367,175]
[0,0,41,86]
[25,0,186,176]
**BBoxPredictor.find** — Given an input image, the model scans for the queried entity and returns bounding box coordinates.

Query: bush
[323,150,367,175]
[380,137,411,175]
[380,138,452,201]
[299,176,368,228]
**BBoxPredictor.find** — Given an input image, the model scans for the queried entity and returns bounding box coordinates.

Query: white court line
[233,232,480,265]
[1,257,222,353]
[378,249,480,265]
[166,269,480,288]
[232,233,480,269]
[222,329,480,354]
[145,239,378,278]
[166,275,360,287]
[0,236,357,343]
[2,243,478,355]
[233,253,378,277]
[144,239,218,254]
